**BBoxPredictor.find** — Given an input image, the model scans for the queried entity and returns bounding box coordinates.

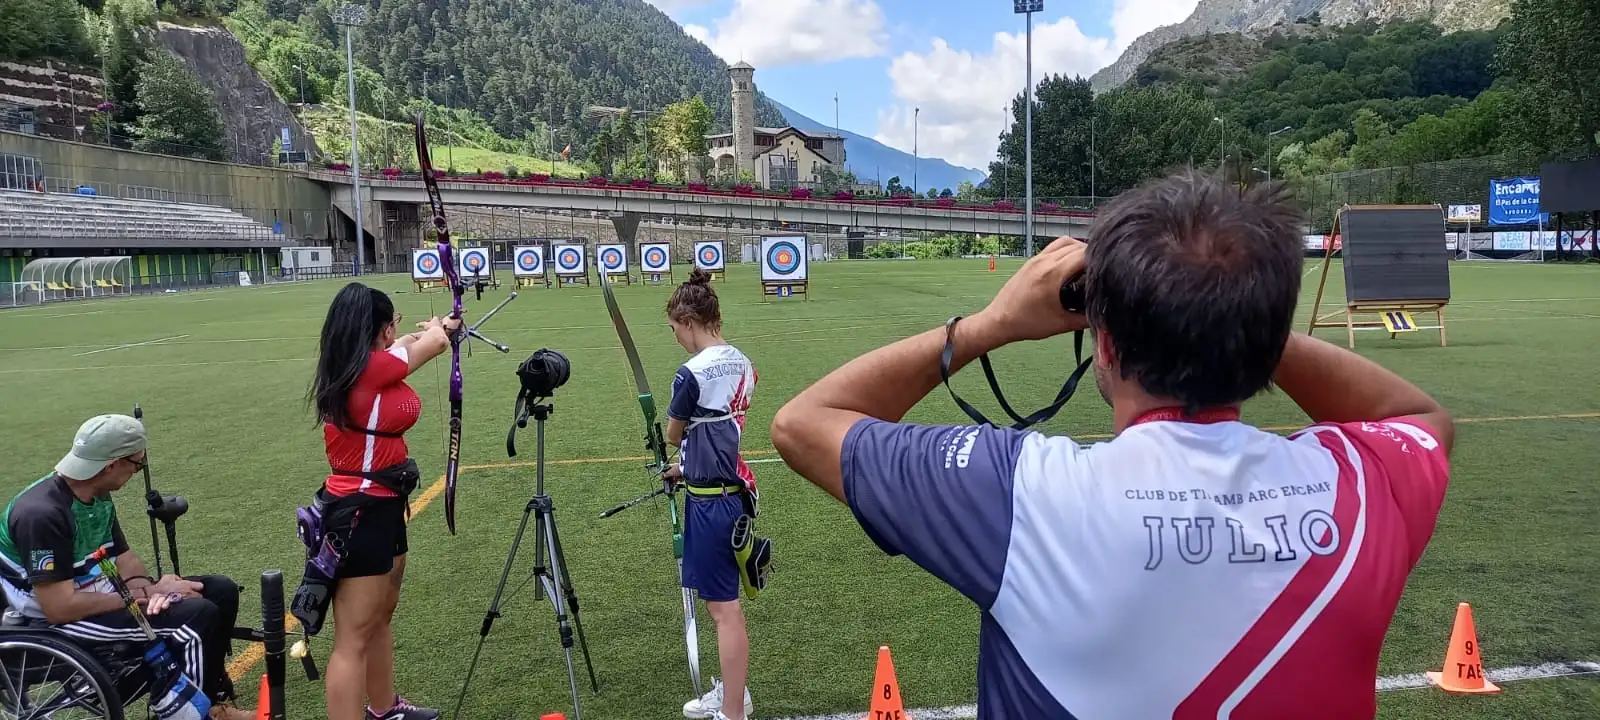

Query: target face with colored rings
[415,253,440,274]
[644,247,667,269]
[462,251,489,274]
[600,247,624,270]
[767,241,801,274]
[516,250,542,272]
[557,247,583,270]
[698,244,722,266]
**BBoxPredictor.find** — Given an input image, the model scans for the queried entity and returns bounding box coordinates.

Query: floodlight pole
[1015,0,1041,255]
[334,3,368,276]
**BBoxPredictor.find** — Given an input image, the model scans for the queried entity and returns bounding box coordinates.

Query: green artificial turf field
[1,258,1595,719]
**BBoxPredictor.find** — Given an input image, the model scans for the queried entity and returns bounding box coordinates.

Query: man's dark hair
[1084,171,1304,413]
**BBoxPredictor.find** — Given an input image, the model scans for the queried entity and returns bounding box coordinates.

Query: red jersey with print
[323,346,420,498]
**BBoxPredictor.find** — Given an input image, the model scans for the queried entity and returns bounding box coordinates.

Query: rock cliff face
[1090,0,1510,91]
[155,22,317,164]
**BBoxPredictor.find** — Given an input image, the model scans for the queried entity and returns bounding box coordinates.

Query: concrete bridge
[311,170,1095,243]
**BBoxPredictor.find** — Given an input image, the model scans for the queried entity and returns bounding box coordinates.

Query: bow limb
[416,112,466,536]
[596,268,702,697]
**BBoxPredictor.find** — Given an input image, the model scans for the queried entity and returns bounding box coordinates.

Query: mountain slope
[239,0,786,153]
[771,100,986,192]
[1090,0,1510,91]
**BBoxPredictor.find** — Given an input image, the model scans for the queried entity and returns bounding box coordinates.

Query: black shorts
[331,497,408,579]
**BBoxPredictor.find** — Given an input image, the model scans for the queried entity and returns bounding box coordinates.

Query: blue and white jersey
[840,411,1450,719]
[667,344,758,490]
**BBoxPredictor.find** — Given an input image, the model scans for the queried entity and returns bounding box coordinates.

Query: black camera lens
[518,348,570,397]
[1059,276,1086,314]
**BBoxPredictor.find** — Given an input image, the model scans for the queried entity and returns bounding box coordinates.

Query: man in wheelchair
[0,414,254,720]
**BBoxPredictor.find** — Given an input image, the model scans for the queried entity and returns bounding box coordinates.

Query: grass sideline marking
[768,662,1600,720]
[70,334,189,357]
[221,410,1600,681]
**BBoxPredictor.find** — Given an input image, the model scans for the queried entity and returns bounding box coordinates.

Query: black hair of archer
[667,267,722,331]
[309,282,396,429]
[1084,170,1304,414]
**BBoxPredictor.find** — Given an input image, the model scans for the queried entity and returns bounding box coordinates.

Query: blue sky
[645,0,1201,169]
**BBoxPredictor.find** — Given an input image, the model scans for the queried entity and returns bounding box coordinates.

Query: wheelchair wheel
[0,634,125,720]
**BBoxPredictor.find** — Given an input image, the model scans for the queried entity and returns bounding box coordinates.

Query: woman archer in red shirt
[307,282,459,720]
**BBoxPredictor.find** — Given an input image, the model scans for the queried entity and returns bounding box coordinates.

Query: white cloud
[686,0,889,68]
[873,18,1117,170]
[1110,0,1203,48]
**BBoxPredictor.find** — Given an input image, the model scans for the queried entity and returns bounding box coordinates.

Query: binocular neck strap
[939,316,1094,431]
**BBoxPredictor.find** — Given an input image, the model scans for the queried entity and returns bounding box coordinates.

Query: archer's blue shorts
[683,492,743,603]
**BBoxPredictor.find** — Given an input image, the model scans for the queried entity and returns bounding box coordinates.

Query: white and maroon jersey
[668,344,758,491]
[840,408,1450,719]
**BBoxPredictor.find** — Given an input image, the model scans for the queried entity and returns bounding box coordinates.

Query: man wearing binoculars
[773,172,1453,719]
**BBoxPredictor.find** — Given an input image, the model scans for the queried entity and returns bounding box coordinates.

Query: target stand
[638,242,675,285]
[1308,205,1450,349]
[693,240,727,281]
[759,235,810,302]
[513,245,552,289]
[411,248,447,292]
[551,243,590,288]
[595,243,632,286]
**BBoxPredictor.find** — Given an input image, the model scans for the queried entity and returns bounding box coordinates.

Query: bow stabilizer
[595,269,703,697]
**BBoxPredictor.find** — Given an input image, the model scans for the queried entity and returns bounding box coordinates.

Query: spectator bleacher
[0,188,287,245]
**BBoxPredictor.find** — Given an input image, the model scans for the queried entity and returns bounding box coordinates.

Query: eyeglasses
[126,456,147,472]
[393,312,404,325]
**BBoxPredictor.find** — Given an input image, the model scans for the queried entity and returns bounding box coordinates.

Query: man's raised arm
[1273,333,1455,455]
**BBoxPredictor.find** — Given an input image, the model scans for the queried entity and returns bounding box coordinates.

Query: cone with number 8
[1425,602,1500,694]
[864,645,911,720]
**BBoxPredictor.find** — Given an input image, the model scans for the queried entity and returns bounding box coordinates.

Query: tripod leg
[539,524,585,720]
[163,521,182,577]
[546,508,600,693]
[451,500,537,720]
[533,508,547,602]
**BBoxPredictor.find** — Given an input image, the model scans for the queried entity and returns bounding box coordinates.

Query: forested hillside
[229,0,785,162]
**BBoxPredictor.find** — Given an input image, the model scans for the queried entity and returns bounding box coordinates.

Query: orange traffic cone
[539,714,566,720]
[988,255,996,272]
[1425,603,1500,694]
[863,645,911,720]
[254,674,270,720]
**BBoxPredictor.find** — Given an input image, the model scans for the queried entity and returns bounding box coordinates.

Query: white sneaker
[682,677,753,719]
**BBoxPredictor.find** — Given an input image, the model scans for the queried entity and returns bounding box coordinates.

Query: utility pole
[1014,0,1042,255]
[913,106,920,195]
[333,3,368,275]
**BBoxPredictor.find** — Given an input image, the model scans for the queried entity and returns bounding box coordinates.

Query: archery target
[598,243,628,275]
[458,247,493,279]
[412,248,443,280]
[760,236,807,282]
[512,246,545,277]
[694,241,725,271]
[553,244,586,275]
[640,243,671,273]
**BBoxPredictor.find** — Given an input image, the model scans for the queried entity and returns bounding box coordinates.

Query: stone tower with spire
[729,61,756,178]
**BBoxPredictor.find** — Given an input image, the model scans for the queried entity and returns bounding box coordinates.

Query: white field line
[770,661,1600,720]
[70,334,189,357]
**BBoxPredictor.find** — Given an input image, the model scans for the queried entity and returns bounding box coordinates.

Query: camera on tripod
[509,349,570,457]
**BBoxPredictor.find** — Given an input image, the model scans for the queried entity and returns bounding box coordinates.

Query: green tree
[1497,0,1600,154]
[885,175,906,195]
[132,50,226,160]
[650,96,714,181]
[102,0,156,134]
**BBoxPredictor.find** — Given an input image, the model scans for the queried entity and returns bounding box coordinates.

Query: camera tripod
[452,399,599,720]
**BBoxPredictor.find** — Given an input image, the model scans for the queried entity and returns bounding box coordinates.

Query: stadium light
[1014,0,1042,255]
[333,3,369,275]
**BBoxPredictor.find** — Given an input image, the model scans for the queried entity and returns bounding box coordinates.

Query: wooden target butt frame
[596,243,632,285]
[512,245,551,288]
[693,240,727,281]
[551,243,590,287]
[759,234,809,301]
[639,242,674,285]
[411,248,445,292]
[1308,204,1449,348]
